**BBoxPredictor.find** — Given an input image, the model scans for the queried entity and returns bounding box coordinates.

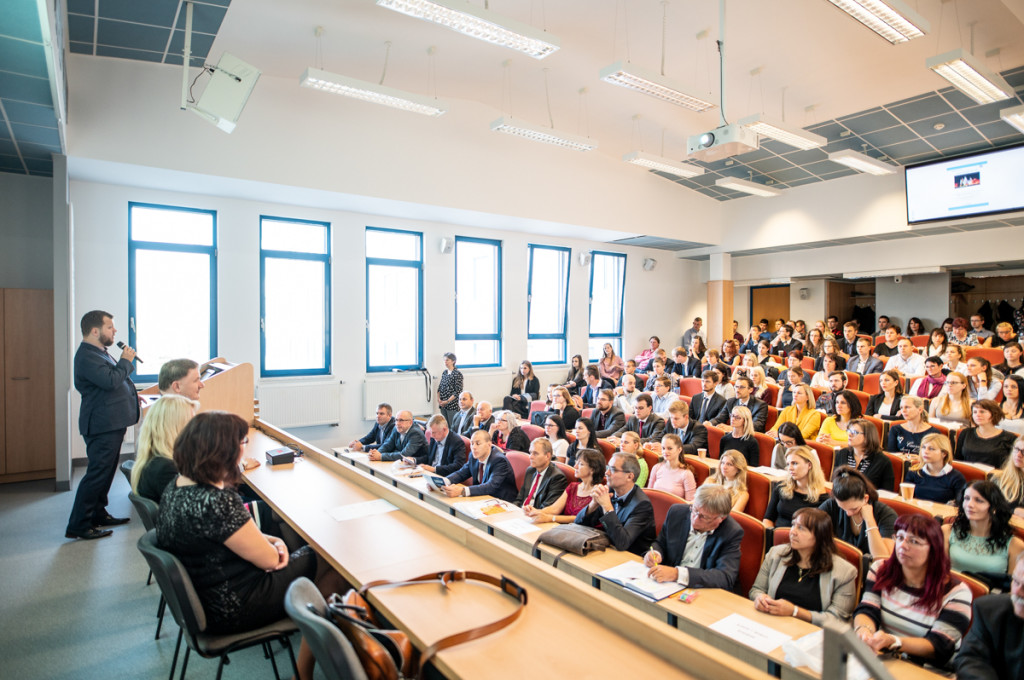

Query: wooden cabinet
[0,288,55,483]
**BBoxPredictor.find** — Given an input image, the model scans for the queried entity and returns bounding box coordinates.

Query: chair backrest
[753,432,776,468]
[519,424,545,442]
[950,460,987,485]
[678,378,703,397]
[459,435,471,455]
[730,511,767,595]
[882,452,906,492]
[800,357,815,371]
[120,458,134,483]
[843,371,862,391]
[863,415,884,439]
[882,419,905,445]
[505,451,531,490]
[952,570,990,603]
[807,441,835,478]
[810,386,823,402]
[645,488,686,534]
[762,384,780,409]
[744,470,772,520]
[834,538,867,601]
[137,529,206,639]
[284,578,369,680]
[849,390,870,414]
[554,462,577,484]
[641,450,660,481]
[684,455,711,486]
[965,346,1005,365]
[528,400,547,415]
[910,335,930,348]
[765,406,779,432]
[772,527,790,546]
[128,491,160,532]
[879,496,934,520]
[861,373,881,394]
[581,408,594,419]
[706,426,723,459]
[634,373,648,388]
[595,439,616,463]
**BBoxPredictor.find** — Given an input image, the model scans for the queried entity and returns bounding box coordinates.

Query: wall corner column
[707,253,733,350]
[53,154,72,491]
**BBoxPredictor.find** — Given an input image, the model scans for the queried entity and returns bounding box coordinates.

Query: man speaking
[65,310,140,540]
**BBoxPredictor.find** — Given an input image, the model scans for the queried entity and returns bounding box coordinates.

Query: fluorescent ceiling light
[376,0,559,59]
[490,116,597,151]
[1001,103,1024,134]
[300,67,448,116]
[927,48,1014,105]
[828,149,897,175]
[826,0,929,44]
[738,114,826,150]
[599,61,715,112]
[715,177,782,197]
[844,266,943,279]
[623,151,704,179]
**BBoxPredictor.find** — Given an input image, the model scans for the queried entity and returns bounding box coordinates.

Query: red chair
[765,406,778,432]
[678,378,702,397]
[880,496,934,520]
[804,369,816,384]
[634,373,648,388]
[581,408,594,419]
[505,451,531,491]
[843,371,862,391]
[807,441,835,478]
[883,452,905,492]
[680,394,692,405]
[459,435,471,456]
[849,390,870,414]
[966,347,1005,365]
[646,488,687,534]
[951,460,987,485]
[953,570,990,608]
[801,357,815,371]
[881,419,904,445]
[595,439,616,463]
[555,461,577,485]
[753,432,776,468]
[520,424,544,442]
[835,539,867,601]
[811,386,823,402]
[857,334,873,342]
[910,335,930,348]
[745,470,772,520]
[731,511,767,595]
[761,384,780,409]
[566,432,576,444]
[772,527,791,546]
[861,373,881,394]
[641,449,661,482]
[863,416,884,440]
[684,455,712,486]
[706,426,723,459]
[529,400,547,416]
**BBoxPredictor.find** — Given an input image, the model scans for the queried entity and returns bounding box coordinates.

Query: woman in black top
[551,386,580,430]
[565,417,598,466]
[720,405,761,468]
[763,445,829,528]
[866,370,904,421]
[818,466,897,560]
[437,352,463,426]
[491,411,530,453]
[836,418,895,492]
[955,400,1018,468]
[906,317,926,338]
[885,396,938,455]
[562,354,585,394]
[131,394,198,503]
[503,360,540,418]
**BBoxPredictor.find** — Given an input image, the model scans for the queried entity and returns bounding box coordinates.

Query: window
[455,237,502,367]
[588,251,627,361]
[260,216,331,376]
[526,244,571,364]
[128,203,217,382]
[366,228,423,371]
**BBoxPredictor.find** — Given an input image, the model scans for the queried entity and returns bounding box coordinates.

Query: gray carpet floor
[0,467,299,680]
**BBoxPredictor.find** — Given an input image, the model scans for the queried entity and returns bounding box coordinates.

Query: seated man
[815,371,848,416]
[650,376,680,418]
[614,373,641,415]
[839,322,860,358]
[575,452,655,555]
[617,359,638,387]
[770,324,803,358]
[672,346,701,378]
[884,338,926,379]
[710,377,767,432]
[515,438,568,509]
[609,394,666,445]
[691,370,728,425]
[442,429,517,502]
[349,402,395,452]
[664,401,707,456]
[847,337,884,376]
[592,389,626,438]
[473,400,494,432]
[369,410,428,463]
[644,358,678,390]
[970,314,994,347]
[955,553,1024,680]
[158,358,205,400]
[580,365,604,408]
[643,484,743,591]
[873,326,901,359]
[420,414,468,476]
[449,391,476,437]
[876,315,890,333]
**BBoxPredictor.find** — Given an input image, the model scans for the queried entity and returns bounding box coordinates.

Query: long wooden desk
[243,426,770,680]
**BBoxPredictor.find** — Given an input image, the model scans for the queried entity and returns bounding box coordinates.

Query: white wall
[0,173,54,289]
[875,272,951,333]
[789,279,827,326]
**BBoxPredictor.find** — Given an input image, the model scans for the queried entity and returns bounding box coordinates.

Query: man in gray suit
[369,410,428,463]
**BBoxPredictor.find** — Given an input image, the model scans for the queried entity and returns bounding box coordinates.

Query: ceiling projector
[687,123,759,162]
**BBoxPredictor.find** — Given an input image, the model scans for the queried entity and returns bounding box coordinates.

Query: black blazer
[377,426,429,463]
[493,427,530,453]
[359,418,396,448]
[427,430,468,476]
[515,464,568,509]
[711,396,768,432]
[592,407,626,438]
[664,421,708,456]
[74,342,140,436]
[446,448,518,502]
[955,594,1024,680]
[510,377,540,402]
[612,414,666,443]
[559,405,580,430]
[672,358,703,378]
[865,393,901,421]
[690,391,727,424]
[450,408,476,437]
[651,504,744,591]
[475,415,495,433]
[575,485,656,555]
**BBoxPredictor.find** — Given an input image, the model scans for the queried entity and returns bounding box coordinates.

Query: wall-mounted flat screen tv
[905,143,1024,224]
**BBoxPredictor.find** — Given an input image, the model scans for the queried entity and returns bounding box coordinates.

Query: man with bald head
[369,409,428,463]
[473,400,494,432]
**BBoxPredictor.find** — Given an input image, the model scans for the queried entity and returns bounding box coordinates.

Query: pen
[649,545,660,566]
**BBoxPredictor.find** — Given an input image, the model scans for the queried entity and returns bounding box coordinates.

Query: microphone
[116,341,144,363]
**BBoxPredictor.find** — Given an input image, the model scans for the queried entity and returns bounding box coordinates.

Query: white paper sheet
[708,613,793,653]
[455,498,516,519]
[328,499,398,522]
[333,447,366,458]
[493,518,544,536]
[782,630,870,680]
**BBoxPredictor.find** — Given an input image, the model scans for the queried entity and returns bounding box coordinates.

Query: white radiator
[257,381,342,428]
[362,372,434,420]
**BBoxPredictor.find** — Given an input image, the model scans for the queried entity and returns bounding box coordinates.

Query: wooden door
[4,289,55,478]
[751,285,790,328]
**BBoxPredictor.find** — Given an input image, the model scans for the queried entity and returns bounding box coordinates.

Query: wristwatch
[889,635,903,652]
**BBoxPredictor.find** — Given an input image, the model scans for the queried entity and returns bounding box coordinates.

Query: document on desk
[597,560,685,601]
[708,613,792,653]
[328,499,398,523]
[332,447,367,458]
[456,499,516,519]
[493,518,543,536]
[782,630,869,680]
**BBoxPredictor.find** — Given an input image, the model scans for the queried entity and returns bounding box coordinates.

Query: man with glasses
[575,453,655,555]
[349,402,395,452]
[650,376,680,418]
[369,409,428,463]
[609,394,665,445]
[955,553,1024,679]
[710,376,768,432]
[592,389,626,438]
[643,484,743,591]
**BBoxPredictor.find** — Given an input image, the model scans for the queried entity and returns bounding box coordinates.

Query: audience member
[672,345,702,378]
[906,317,926,338]
[763,446,828,528]
[598,342,625,382]
[770,422,807,469]
[815,370,847,416]
[350,404,396,452]
[848,337,884,376]
[157,358,204,400]
[809,355,841,390]
[550,386,580,430]
[994,342,1024,378]
[565,417,598,466]
[449,392,476,437]
[930,372,972,428]
[525,447,605,524]
[664,401,707,456]
[692,370,728,425]
[885,338,926,379]
[770,383,821,441]
[837,419,895,491]
[873,327,901,359]
[967,357,1002,401]
[817,390,861,448]
[943,481,1023,581]
[926,328,949,358]
[950,317,980,347]
[491,411,530,453]
[369,410,428,463]
[866,369,905,421]
[419,415,468,476]
[515,438,569,510]
[945,344,969,376]
[710,376,768,432]
[443,429,518,502]
[634,336,661,372]
[618,431,649,487]
[902,433,966,504]
[909,356,946,399]
[562,354,586,395]
[473,400,495,432]
[991,436,1024,518]
[579,365,604,407]
[719,406,761,468]
[886,396,939,455]
[955,400,1017,468]
[650,376,680,417]
[682,317,705,349]
[575,453,655,555]
[502,360,540,418]
[131,394,199,503]
[648,434,696,500]
[954,554,1024,680]
[614,373,641,414]
[591,389,626,438]
[542,414,570,463]
[969,314,994,347]
[990,322,1019,349]
[705,450,749,512]
[610,394,666,445]
[819,466,896,559]
[839,323,860,358]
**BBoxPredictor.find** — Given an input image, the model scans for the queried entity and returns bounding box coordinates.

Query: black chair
[137,530,299,680]
[128,490,165,636]
[284,578,368,680]
[120,458,134,483]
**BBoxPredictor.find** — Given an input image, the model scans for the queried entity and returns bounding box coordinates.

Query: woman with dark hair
[942,317,954,335]
[817,390,862,448]
[804,328,825,360]
[503,360,540,418]
[950,317,980,347]
[562,354,586,394]
[819,466,897,559]
[524,448,605,523]
[543,414,570,463]
[565,417,598,466]
[837,418,895,491]
[750,508,858,624]
[886,396,938,455]
[770,421,806,469]
[909,356,946,400]
[926,328,949,359]
[995,341,1024,377]
[551,386,580,430]
[1001,374,1024,423]
[906,317,926,338]
[955,400,1017,467]
[866,370,904,421]
[492,411,530,453]
[437,352,463,426]
[853,515,973,668]
[967,356,1002,401]
[943,480,1024,577]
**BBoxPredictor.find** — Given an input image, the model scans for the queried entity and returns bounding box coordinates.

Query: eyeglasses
[847,429,863,437]
[606,467,621,474]
[692,508,721,523]
[895,532,928,548]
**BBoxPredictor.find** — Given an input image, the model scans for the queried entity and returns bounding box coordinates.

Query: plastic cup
[900,483,915,501]
[697,448,707,458]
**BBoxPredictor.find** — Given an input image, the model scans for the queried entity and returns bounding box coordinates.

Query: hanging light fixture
[828,148,897,175]
[825,0,929,44]
[738,114,826,150]
[715,176,781,197]
[1000,103,1024,134]
[490,117,597,151]
[623,151,704,178]
[927,48,1014,105]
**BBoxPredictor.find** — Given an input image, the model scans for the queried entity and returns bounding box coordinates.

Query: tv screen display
[905,144,1024,224]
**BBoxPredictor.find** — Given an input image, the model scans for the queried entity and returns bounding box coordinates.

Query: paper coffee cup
[900,483,915,501]
[697,448,707,458]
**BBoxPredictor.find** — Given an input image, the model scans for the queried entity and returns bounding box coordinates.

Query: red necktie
[639,419,644,438]
[524,471,542,506]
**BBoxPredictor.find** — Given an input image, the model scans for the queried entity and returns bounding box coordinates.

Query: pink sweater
[648,462,696,501]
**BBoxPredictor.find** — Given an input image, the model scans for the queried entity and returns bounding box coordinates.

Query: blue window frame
[365,227,423,371]
[454,236,502,368]
[128,202,217,382]
[588,251,627,361]
[260,216,331,377]
[526,244,571,365]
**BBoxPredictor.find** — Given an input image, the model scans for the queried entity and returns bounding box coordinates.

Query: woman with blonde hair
[132,394,200,503]
[618,430,649,487]
[748,365,775,402]
[705,450,749,512]
[929,372,972,428]
[770,383,822,441]
[763,446,828,528]
[720,405,761,468]
[903,433,966,504]
[885,396,938,455]
[991,436,1024,518]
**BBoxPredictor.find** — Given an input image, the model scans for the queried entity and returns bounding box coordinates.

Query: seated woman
[949,317,980,347]
[770,422,806,470]
[156,412,343,679]
[944,344,970,377]
[1000,375,1024,432]
[991,435,1024,518]
[561,354,585,395]
[943,480,1024,581]
[886,396,938,455]
[954,400,1017,468]
[648,434,696,500]
[751,507,858,624]
[130,394,199,503]
[837,418,895,492]
[819,466,896,559]
[705,450,749,512]
[550,386,580,431]
[925,328,949,359]
[720,339,740,367]
[524,447,605,524]
[804,328,825,360]
[543,414,570,463]
[491,411,530,453]
[966,357,1002,402]
[617,431,649,487]
[597,342,625,382]
[866,370,904,421]
[995,341,1024,378]
[565,417,598,466]
[853,515,973,669]
[814,338,847,371]
[502,360,540,418]
[809,354,840,390]
[763,445,829,528]
[720,405,761,468]
[906,317,926,338]
[817,390,861,449]
[929,372,972,428]
[990,322,1019,349]
[749,366,775,402]
[770,384,821,442]
[757,340,781,380]
[909,356,946,400]
[903,433,966,504]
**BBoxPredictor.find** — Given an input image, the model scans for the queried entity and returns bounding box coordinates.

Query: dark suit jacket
[426,430,468,476]
[652,505,744,591]
[358,418,395,448]
[865,393,901,421]
[711,396,768,432]
[955,594,1024,680]
[592,407,626,438]
[74,342,140,437]
[847,355,884,375]
[377,426,429,463]
[689,391,727,424]
[475,415,495,433]
[450,408,476,437]
[575,485,656,555]
[664,421,708,456]
[612,414,666,443]
[446,448,518,502]
[515,464,568,509]
[580,383,603,408]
